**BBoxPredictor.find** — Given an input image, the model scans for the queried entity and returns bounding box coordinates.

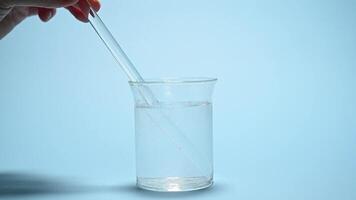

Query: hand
[0,0,101,39]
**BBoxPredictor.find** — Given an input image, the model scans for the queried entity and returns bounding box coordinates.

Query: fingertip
[37,8,56,22]
[91,0,101,12]
[38,8,50,22]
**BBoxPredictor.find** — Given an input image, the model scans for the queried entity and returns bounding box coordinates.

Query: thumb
[2,0,79,8]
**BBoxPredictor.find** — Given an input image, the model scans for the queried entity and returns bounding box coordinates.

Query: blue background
[0,0,355,199]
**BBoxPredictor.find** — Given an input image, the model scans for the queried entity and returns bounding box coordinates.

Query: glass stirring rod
[87,8,211,174]
[87,8,157,104]
[88,10,142,82]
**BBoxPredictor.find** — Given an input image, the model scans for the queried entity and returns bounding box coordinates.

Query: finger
[66,6,87,22]
[77,0,90,17]
[0,7,38,39]
[51,8,57,18]
[74,0,100,12]
[88,0,100,12]
[38,8,55,22]
[0,6,12,22]
[3,0,79,8]
[71,0,100,21]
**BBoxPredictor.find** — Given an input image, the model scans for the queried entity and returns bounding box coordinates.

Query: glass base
[136,176,213,192]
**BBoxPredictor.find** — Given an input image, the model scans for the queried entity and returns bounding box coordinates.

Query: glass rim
[129,77,217,85]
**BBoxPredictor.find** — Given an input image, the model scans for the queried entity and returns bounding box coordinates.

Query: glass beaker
[129,77,217,192]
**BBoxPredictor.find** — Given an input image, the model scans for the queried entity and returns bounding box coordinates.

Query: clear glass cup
[129,77,217,192]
